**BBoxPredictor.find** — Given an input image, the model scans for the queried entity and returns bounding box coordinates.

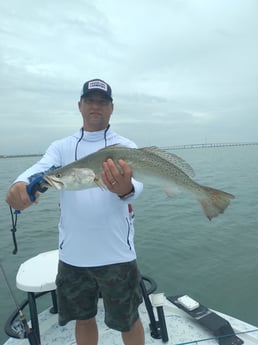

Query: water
[0,146,258,343]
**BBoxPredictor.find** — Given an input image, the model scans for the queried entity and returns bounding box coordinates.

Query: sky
[0,0,257,154]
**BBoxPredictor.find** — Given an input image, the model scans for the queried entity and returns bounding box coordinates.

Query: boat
[3,250,258,345]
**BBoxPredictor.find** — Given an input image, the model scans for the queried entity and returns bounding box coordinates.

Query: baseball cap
[80,79,113,101]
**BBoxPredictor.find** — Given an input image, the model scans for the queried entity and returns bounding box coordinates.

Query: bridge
[1,142,258,158]
[162,142,258,150]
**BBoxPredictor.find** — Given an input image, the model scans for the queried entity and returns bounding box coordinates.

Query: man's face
[78,91,114,131]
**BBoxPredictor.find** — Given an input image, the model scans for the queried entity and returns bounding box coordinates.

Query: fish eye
[55,173,62,178]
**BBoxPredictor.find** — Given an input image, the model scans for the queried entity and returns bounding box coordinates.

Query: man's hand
[101,159,133,197]
[5,182,39,210]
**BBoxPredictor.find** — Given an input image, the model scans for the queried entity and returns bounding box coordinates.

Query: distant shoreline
[0,154,43,159]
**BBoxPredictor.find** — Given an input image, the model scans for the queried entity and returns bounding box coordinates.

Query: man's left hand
[101,159,133,196]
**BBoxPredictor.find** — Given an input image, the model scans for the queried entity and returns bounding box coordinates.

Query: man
[6,79,144,345]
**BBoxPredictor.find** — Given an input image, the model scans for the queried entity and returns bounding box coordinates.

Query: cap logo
[88,80,108,91]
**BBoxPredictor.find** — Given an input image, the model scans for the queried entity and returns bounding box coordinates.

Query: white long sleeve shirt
[15,127,143,267]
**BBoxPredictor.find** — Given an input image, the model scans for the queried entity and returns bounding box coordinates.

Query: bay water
[0,145,258,343]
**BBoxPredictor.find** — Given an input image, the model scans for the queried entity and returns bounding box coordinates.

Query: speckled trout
[44,145,235,220]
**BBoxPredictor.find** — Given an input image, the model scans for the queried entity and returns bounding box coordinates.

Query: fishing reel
[11,318,26,339]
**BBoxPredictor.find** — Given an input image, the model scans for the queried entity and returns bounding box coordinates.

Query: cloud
[0,0,257,154]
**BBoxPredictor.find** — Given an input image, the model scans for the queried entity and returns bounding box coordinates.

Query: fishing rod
[4,171,54,342]
[0,262,40,345]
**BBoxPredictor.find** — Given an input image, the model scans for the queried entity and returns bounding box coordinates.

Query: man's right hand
[5,182,39,210]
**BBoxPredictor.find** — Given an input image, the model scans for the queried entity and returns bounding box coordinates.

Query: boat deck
[3,250,258,345]
[4,298,258,345]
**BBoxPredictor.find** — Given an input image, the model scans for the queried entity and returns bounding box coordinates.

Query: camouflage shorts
[55,260,143,332]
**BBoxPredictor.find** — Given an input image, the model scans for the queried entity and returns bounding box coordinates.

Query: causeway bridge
[1,142,258,158]
[162,142,258,150]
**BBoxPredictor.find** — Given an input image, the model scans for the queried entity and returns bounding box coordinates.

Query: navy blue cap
[81,79,113,101]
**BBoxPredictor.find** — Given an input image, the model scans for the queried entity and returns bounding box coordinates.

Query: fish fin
[197,185,235,220]
[162,185,181,198]
[140,146,195,178]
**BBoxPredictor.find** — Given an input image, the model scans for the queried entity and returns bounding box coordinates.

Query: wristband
[119,185,135,200]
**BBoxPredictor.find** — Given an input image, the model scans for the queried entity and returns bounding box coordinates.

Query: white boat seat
[16,250,59,344]
[16,249,58,292]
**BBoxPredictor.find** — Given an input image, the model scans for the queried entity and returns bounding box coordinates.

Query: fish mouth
[43,175,64,190]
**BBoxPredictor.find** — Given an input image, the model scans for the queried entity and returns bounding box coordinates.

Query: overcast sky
[0,0,257,154]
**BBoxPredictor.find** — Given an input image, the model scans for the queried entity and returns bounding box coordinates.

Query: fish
[43,145,235,220]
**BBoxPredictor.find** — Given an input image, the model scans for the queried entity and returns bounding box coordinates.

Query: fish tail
[197,185,235,220]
